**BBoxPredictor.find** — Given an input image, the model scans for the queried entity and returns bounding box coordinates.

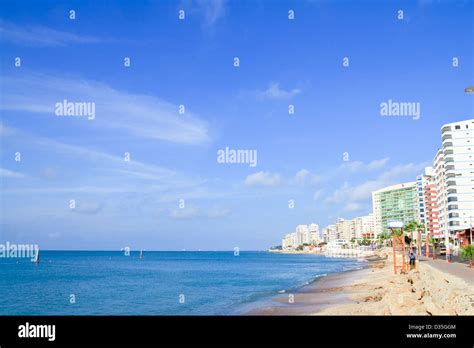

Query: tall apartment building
[350,214,375,239]
[433,149,448,242]
[372,182,418,236]
[323,224,337,243]
[309,223,320,245]
[296,225,309,245]
[282,223,322,249]
[335,218,351,241]
[436,119,474,247]
[424,174,440,238]
[416,167,440,238]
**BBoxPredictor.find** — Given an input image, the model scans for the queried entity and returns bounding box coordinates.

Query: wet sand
[249,258,383,315]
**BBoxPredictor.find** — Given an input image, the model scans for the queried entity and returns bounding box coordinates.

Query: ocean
[0,251,365,315]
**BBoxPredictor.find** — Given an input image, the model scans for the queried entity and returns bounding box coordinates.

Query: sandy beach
[251,249,474,315]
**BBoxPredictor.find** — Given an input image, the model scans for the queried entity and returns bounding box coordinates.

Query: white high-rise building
[296,224,310,245]
[323,224,337,243]
[335,218,351,242]
[436,119,474,247]
[434,149,448,242]
[308,223,320,245]
[350,214,375,240]
[416,166,436,240]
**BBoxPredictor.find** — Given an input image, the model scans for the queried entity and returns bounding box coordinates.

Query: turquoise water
[0,251,364,315]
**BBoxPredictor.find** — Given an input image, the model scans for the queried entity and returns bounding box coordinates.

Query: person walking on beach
[447,243,453,263]
[409,248,416,269]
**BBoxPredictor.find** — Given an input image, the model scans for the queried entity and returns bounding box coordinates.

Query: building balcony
[441,125,452,133]
[444,157,454,163]
[444,149,454,156]
[442,134,453,141]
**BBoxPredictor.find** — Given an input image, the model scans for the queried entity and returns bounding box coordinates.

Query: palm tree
[405,220,424,255]
[429,235,438,260]
[460,244,474,268]
[405,221,418,243]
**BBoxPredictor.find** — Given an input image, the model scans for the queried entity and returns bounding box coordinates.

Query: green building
[372,182,418,236]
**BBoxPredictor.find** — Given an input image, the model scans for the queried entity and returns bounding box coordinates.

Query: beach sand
[250,249,474,315]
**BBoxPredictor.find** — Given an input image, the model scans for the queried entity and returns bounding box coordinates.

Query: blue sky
[0,0,472,250]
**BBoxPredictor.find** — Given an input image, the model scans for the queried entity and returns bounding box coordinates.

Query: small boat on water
[32,249,40,264]
[139,249,143,259]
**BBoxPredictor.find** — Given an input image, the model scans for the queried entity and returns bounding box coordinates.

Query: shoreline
[247,256,379,315]
[250,249,474,315]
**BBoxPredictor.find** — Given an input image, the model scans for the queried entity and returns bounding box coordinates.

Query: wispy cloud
[0,125,205,195]
[255,82,301,100]
[0,123,16,136]
[0,168,26,178]
[339,158,390,172]
[313,188,325,200]
[1,73,210,145]
[0,20,102,46]
[244,171,282,187]
[179,0,228,26]
[168,204,230,219]
[197,0,227,25]
[294,169,321,185]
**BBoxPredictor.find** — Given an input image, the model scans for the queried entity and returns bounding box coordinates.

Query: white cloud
[294,169,321,185]
[342,202,367,213]
[0,20,101,46]
[169,205,200,219]
[1,73,210,145]
[256,82,301,100]
[313,188,325,201]
[326,161,429,212]
[0,123,16,137]
[244,171,282,187]
[0,168,26,178]
[340,157,390,172]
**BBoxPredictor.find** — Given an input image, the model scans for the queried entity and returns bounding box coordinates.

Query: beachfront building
[309,223,320,245]
[416,167,441,239]
[416,167,439,240]
[281,233,297,250]
[435,119,474,247]
[372,182,418,237]
[281,223,322,250]
[323,224,337,243]
[335,218,351,241]
[424,173,441,238]
[296,225,309,245]
[350,214,375,240]
[434,149,448,244]
[282,232,300,250]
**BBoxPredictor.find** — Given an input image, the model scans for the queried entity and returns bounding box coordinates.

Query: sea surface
[0,251,365,315]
